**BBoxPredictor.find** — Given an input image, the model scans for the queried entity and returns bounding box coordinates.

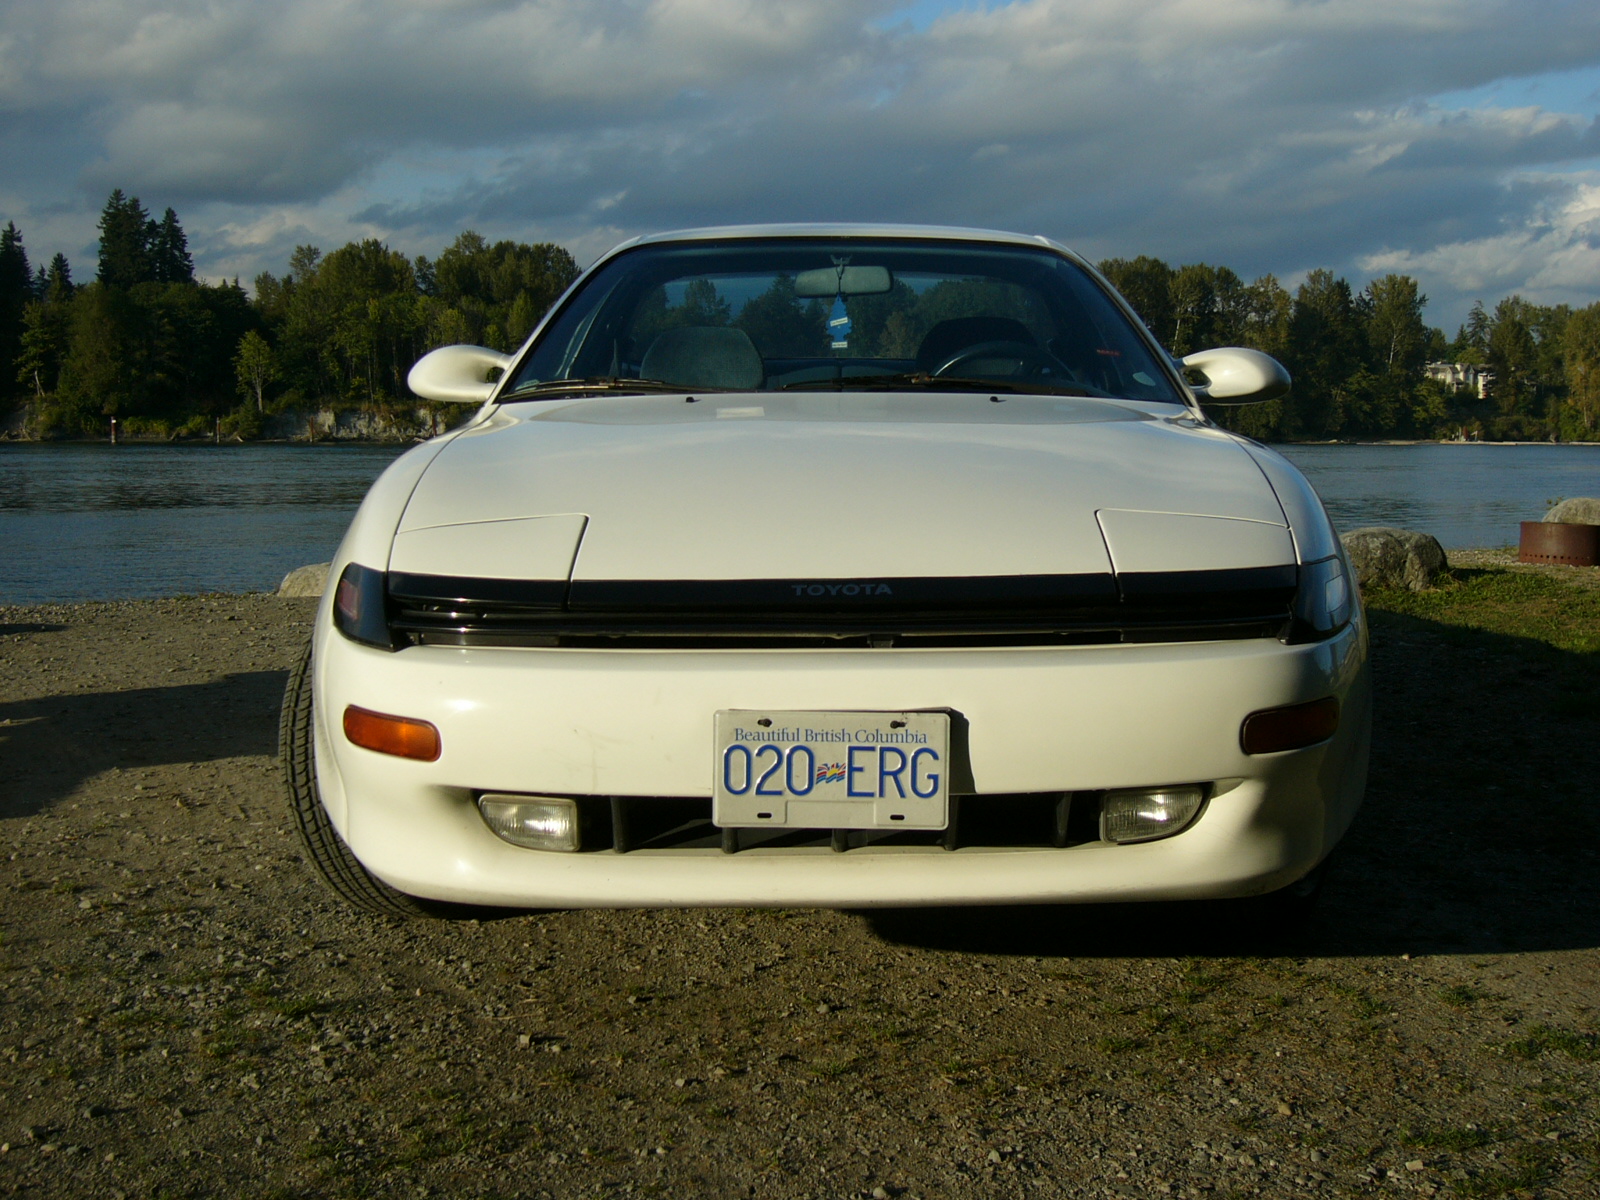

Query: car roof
[605,223,1090,268]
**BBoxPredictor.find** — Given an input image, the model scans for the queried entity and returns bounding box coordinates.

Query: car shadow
[863,604,1600,958]
[0,671,288,819]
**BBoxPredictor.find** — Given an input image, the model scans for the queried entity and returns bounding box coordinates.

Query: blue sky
[1,0,1597,332]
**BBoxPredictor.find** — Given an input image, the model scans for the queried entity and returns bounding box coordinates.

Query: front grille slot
[543,792,1108,854]
[388,567,1296,649]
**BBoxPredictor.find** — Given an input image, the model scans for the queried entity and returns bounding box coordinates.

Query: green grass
[1452,1144,1557,1198]
[1401,1125,1498,1152]
[1499,1024,1600,1062]
[1365,569,1600,656]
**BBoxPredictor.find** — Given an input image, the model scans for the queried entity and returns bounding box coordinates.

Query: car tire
[279,641,443,918]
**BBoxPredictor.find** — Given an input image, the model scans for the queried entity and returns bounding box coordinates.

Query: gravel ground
[1,576,1597,1200]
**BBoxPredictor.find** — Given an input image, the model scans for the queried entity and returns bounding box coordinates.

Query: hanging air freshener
[828,293,852,349]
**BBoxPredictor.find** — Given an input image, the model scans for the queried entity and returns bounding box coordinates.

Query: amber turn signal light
[343,705,441,762]
[1240,697,1339,755]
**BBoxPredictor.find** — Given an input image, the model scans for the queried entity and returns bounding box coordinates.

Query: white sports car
[280,224,1369,918]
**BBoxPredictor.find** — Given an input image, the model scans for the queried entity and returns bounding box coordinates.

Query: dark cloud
[2,0,1598,326]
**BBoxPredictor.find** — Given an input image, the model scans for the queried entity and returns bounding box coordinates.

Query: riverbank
[2,564,1597,1198]
[0,404,459,445]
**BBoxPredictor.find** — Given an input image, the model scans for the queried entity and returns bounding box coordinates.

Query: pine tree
[1487,297,1538,422]
[97,190,155,288]
[14,248,73,403]
[0,221,33,402]
[45,254,73,300]
[152,208,195,284]
[1455,301,1490,364]
[1284,270,1366,438]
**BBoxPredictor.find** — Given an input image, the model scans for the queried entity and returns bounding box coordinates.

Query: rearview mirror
[1180,347,1290,405]
[793,265,893,298]
[408,344,514,404]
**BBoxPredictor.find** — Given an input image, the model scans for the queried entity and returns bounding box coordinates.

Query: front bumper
[310,621,1369,907]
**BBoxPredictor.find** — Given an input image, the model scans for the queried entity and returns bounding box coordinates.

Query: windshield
[504,237,1186,404]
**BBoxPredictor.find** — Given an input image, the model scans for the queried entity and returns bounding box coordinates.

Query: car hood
[390,393,1294,582]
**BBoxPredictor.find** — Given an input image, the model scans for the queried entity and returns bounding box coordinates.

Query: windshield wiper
[777,372,1101,397]
[503,376,731,399]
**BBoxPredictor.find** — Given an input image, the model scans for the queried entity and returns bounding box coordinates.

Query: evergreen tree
[1361,274,1429,434]
[1487,296,1538,426]
[734,274,829,358]
[56,282,148,425]
[151,208,195,284]
[46,253,73,297]
[1455,301,1490,364]
[0,221,32,403]
[1283,270,1366,438]
[97,190,155,288]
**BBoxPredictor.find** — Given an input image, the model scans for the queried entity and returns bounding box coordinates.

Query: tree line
[1,193,1597,441]
[0,192,579,439]
[1097,257,1600,442]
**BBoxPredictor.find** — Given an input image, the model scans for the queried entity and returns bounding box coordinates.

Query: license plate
[712,710,950,830]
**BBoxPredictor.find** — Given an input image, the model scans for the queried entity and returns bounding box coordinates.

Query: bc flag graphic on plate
[816,762,846,784]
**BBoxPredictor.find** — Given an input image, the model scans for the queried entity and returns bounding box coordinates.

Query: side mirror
[408,344,513,404]
[1180,347,1290,405]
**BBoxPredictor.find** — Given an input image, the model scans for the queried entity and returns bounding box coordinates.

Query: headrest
[639,326,765,391]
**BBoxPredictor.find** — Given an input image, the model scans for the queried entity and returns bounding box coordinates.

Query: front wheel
[279,642,444,918]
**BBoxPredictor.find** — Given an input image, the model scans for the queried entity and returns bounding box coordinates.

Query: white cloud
[0,0,1597,326]
[1360,176,1600,308]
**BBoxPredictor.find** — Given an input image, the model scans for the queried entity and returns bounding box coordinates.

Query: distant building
[1426,361,1492,399]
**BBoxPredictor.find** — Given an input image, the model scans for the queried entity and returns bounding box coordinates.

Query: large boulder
[1340,528,1448,591]
[1543,497,1600,526]
[277,562,330,598]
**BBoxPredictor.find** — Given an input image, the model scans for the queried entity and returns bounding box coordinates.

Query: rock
[277,562,330,598]
[1543,497,1600,525]
[1340,528,1448,591]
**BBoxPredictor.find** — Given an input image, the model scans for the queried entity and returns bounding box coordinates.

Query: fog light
[478,794,581,852]
[1101,785,1204,844]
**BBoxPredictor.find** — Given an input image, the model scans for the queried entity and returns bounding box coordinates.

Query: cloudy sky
[2,0,1597,330]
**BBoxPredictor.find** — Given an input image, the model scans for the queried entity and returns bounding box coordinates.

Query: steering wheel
[932,340,1068,380]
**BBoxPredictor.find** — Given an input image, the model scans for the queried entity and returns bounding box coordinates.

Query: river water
[1,440,1596,604]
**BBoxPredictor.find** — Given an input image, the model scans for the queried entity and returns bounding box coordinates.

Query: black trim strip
[568,573,1119,611]
[388,572,566,608]
[389,566,1296,611]
[1119,564,1297,598]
